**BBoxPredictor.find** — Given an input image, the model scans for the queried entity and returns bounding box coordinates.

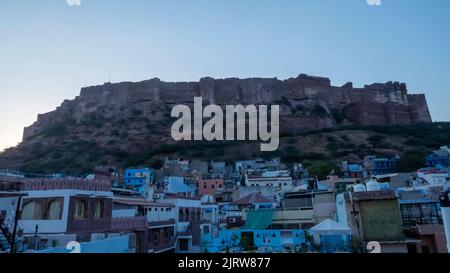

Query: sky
[0,0,450,151]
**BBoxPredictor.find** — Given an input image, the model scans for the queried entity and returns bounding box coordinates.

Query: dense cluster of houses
[1,146,450,253]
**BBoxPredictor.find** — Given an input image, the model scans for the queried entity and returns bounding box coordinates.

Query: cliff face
[0,73,433,173]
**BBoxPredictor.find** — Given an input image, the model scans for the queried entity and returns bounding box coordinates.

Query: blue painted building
[364,155,400,176]
[309,219,352,253]
[426,146,450,168]
[341,161,364,179]
[164,176,196,195]
[201,229,307,253]
[124,168,155,195]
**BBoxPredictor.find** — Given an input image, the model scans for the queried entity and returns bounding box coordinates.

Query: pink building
[197,179,224,196]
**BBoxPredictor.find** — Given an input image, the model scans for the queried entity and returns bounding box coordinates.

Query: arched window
[74,200,87,220]
[21,200,41,220]
[47,200,62,220]
[94,200,103,219]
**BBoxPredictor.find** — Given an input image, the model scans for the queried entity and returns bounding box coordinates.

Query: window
[74,200,87,220]
[48,200,62,220]
[179,209,184,221]
[153,233,159,242]
[185,209,190,222]
[21,200,41,220]
[94,200,103,219]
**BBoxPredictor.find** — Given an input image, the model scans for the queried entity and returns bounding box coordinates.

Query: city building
[364,155,400,176]
[309,219,352,253]
[336,190,409,253]
[197,179,224,196]
[160,194,203,253]
[426,146,450,168]
[417,168,449,186]
[340,161,364,180]
[124,168,155,198]
[397,186,448,253]
[233,193,276,211]
[201,229,307,253]
[244,170,293,191]
[164,176,196,196]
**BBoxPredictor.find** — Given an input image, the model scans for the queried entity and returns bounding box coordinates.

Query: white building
[245,170,293,191]
[418,169,449,186]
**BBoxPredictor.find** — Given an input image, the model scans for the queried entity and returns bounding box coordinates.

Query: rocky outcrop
[22,73,432,142]
[0,73,433,173]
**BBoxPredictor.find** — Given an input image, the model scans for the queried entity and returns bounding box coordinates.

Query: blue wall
[37,235,131,253]
[201,229,306,253]
[124,168,154,194]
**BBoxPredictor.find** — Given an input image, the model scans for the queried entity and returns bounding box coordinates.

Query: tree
[396,149,426,172]
[148,158,164,170]
[308,161,336,180]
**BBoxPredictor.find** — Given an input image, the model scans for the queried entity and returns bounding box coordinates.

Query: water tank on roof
[354,184,367,192]
[366,180,382,191]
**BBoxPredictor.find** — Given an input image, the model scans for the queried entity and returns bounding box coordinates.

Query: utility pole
[34,224,39,251]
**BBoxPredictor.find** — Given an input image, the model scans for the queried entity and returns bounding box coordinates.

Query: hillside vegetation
[0,122,449,177]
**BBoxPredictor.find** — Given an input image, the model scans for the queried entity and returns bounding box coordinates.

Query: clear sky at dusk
[1,0,449,151]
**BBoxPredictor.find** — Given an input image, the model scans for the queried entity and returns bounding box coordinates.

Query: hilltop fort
[23,73,431,142]
[0,73,433,173]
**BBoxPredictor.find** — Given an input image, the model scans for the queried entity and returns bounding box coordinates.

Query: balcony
[271,208,315,227]
[148,219,176,228]
[111,216,148,231]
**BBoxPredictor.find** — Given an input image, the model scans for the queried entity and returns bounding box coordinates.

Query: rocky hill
[0,73,436,174]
